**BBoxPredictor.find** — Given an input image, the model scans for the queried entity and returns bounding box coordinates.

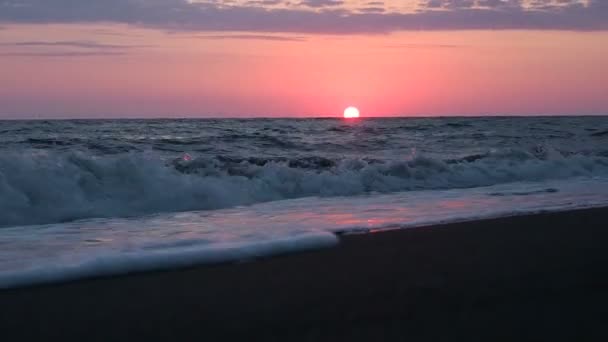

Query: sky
[0,0,607,118]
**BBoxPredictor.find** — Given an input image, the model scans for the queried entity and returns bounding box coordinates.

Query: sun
[343,106,360,119]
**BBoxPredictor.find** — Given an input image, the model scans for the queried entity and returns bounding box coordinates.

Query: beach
[2,207,608,341]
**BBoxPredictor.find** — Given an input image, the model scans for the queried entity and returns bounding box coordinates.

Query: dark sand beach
[2,207,608,341]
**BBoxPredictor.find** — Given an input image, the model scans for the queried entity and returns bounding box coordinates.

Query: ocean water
[1,117,608,287]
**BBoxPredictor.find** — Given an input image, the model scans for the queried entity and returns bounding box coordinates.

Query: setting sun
[344,106,360,119]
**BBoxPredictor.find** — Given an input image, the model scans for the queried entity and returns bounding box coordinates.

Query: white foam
[0,232,337,289]
[1,177,608,289]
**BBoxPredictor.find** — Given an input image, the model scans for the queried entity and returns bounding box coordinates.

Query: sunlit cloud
[383,43,464,49]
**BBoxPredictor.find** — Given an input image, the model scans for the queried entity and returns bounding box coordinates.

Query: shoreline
[2,207,608,340]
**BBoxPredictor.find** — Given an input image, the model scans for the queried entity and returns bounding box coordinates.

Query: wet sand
[2,207,608,341]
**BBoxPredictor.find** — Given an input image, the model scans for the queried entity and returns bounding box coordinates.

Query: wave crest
[1,147,607,227]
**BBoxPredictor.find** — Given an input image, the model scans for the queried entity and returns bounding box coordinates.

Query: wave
[1,147,608,227]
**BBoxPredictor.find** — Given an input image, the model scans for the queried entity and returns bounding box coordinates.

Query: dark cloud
[0,39,151,57]
[0,40,149,49]
[476,0,518,7]
[444,0,477,9]
[0,0,606,33]
[425,0,442,8]
[246,0,284,4]
[299,0,344,7]
[358,7,385,13]
[0,51,127,57]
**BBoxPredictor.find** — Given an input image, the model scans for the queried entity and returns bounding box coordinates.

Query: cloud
[246,0,284,5]
[0,0,606,33]
[84,28,144,37]
[0,39,151,57]
[383,43,465,49]
[0,51,126,57]
[196,34,306,41]
[358,7,385,13]
[299,0,344,7]
[0,40,149,49]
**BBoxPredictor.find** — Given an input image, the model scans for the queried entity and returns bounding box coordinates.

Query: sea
[1,117,608,288]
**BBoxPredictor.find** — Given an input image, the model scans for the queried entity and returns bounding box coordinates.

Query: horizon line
[1,114,607,121]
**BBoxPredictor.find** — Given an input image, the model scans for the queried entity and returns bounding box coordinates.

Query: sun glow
[343,106,360,119]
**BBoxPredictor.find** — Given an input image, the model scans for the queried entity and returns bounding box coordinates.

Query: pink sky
[1,1,607,118]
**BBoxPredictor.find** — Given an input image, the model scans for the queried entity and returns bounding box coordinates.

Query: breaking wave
[1,147,608,227]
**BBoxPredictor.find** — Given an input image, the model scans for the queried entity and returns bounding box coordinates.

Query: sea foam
[1,177,608,289]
